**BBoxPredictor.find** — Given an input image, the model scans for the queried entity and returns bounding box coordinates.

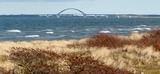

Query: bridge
[56,8,112,18]
[57,8,86,17]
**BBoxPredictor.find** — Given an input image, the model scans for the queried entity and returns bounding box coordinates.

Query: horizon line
[1,13,160,15]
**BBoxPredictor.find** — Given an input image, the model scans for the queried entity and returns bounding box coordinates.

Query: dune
[0,30,160,74]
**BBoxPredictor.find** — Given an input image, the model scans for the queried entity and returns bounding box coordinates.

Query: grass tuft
[0,55,8,62]
[67,41,86,49]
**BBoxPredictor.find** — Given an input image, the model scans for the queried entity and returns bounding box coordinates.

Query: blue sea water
[0,15,160,41]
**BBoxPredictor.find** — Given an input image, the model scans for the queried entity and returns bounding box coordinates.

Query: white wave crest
[85,29,90,31]
[99,30,111,33]
[7,29,21,33]
[25,35,40,38]
[144,28,151,30]
[132,31,139,33]
[132,27,151,31]
[46,32,54,34]
[71,30,75,33]
[132,28,144,31]
[42,29,54,32]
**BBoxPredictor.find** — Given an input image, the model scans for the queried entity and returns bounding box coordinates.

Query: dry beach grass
[0,30,160,74]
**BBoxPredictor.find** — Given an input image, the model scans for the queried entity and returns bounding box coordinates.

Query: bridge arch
[57,8,86,17]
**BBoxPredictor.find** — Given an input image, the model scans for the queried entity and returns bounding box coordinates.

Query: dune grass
[0,30,160,74]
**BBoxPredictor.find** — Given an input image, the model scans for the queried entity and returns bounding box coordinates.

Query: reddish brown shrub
[9,47,62,74]
[65,52,133,74]
[149,29,160,37]
[86,33,132,48]
[139,30,160,51]
[85,30,160,51]
[9,47,133,74]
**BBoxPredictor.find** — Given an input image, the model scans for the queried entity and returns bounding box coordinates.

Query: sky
[0,0,159,15]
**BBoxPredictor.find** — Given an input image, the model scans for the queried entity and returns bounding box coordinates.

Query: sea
[0,14,160,41]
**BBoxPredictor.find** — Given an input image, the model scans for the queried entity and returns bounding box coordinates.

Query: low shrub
[86,33,132,48]
[85,30,160,51]
[9,47,133,74]
[64,52,133,74]
[139,30,160,51]
[9,47,62,74]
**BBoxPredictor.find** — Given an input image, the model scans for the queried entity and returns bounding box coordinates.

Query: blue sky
[0,0,159,14]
